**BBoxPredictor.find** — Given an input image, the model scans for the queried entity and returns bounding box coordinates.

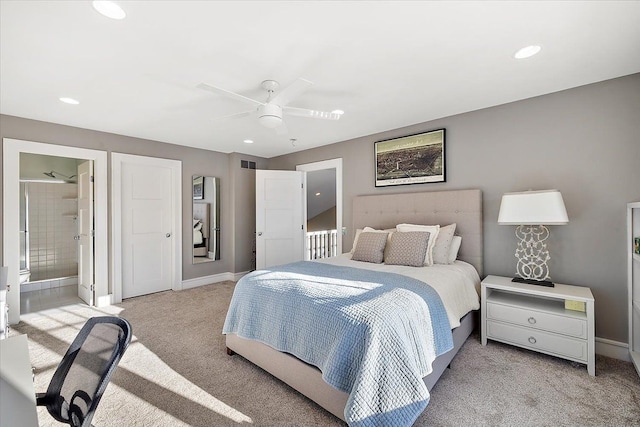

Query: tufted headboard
[193,202,210,239]
[352,189,483,276]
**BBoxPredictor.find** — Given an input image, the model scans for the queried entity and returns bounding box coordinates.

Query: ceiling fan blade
[275,121,288,135]
[283,106,341,120]
[197,83,263,107]
[211,110,255,122]
[271,78,313,107]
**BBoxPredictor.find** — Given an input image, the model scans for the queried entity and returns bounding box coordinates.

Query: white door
[121,162,174,298]
[77,161,94,305]
[256,170,305,270]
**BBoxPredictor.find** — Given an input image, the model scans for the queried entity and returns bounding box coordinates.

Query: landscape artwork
[375,128,445,187]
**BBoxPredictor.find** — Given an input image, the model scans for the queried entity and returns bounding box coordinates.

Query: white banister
[306,229,338,260]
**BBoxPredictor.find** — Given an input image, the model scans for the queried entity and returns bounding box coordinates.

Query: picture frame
[193,176,204,200]
[374,128,445,187]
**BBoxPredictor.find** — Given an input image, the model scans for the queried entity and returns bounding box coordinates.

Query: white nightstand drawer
[487,300,587,339]
[487,320,588,362]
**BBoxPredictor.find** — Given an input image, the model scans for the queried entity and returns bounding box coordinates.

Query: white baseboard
[595,337,630,361]
[181,271,250,290]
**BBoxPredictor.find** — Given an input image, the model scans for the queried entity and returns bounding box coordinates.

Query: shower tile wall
[27,182,78,281]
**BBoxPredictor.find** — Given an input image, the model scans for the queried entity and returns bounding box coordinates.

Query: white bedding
[316,253,480,329]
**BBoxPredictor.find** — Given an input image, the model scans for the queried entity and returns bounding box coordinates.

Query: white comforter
[316,253,481,328]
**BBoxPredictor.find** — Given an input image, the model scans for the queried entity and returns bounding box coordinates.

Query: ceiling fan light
[258,115,282,128]
[258,103,283,128]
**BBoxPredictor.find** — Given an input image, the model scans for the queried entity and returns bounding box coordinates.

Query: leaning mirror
[192,176,221,263]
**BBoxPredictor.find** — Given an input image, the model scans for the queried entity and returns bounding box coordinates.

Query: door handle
[166,233,171,238]
[257,232,263,236]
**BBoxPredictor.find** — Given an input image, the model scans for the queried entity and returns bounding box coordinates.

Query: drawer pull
[528,317,536,324]
[528,336,537,344]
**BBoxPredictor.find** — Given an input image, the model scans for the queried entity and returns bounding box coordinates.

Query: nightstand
[481,275,595,376]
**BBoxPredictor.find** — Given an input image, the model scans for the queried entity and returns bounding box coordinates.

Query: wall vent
[240,160,256,170]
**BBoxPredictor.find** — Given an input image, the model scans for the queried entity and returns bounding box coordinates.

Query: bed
[193,202,210,257]
[223,189,483,425]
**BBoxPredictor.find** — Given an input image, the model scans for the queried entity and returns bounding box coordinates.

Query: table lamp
[498,189,569,287]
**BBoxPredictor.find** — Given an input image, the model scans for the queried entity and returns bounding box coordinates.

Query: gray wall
[270,73,640,343]
[0,114,236,281]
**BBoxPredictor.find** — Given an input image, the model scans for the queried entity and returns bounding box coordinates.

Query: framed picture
[193,176,204,200]
[374,128,445,187]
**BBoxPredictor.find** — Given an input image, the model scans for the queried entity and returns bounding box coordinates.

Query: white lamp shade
[498,189,569,225]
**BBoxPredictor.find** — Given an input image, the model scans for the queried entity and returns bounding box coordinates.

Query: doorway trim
[2,138,108,324]
[111,153,182,303]
[296,158,343,254]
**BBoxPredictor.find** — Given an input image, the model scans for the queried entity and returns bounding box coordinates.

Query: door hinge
[90,230,95,237]
[90,176,94,183]
[90,284,95,291]
[301,183,304,189]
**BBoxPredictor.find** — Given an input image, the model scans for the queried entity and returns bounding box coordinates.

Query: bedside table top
[482,275,594,302]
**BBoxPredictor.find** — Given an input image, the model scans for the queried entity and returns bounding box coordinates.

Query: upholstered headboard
[352,189,483,276]
[193,202,210,239]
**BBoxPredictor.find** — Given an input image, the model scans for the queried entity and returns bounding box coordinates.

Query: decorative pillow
[351,227,396,255]
[433,223,457,264]
[395,223,440,266]
[351,232,389,264]
[350,228,364,254]
[384,231,431,267]
[447,235,462,264]
[194,220,203,231]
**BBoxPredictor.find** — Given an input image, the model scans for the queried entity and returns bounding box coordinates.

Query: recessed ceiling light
[243,139,254,144]
[514,45,541,59]
[331,109,345,115]
[92,1,126,20]
[315,192,321,196]
[59,97,80,105]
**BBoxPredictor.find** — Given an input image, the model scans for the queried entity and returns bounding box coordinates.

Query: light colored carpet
[10,281,640,426]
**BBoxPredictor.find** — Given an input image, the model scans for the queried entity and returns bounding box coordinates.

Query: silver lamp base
[513,225,554,287]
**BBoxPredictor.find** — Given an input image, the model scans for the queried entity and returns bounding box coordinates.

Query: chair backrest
[41,316,132,427]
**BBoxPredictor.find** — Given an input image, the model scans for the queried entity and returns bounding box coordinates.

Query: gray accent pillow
[385,231,431,267]
[433,223,457,264]
[351,232,389,264]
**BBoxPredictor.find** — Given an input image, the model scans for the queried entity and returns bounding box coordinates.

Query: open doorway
[18,153,89,314]
[3,138,108,324]
[296,158,343,260]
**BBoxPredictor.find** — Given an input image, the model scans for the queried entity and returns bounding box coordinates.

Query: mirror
[192,176,221,264]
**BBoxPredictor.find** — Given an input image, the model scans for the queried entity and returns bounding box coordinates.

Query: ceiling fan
[197,78,342,134]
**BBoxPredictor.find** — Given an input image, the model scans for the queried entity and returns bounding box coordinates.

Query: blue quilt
[222,261,453,426]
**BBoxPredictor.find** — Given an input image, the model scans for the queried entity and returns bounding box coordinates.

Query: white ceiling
[1,1,639,159]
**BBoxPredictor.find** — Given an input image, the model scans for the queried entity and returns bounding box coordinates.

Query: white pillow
[433,223,456,265]
[396,223,440,266]
[447,236,462,264]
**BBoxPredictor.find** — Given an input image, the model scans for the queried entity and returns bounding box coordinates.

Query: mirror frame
[192,176,220,264]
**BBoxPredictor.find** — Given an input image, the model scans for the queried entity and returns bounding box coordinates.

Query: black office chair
[36,316,132,427]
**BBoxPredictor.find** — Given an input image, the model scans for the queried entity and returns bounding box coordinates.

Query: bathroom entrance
[3,138,108,325]
[18,153,93,312]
